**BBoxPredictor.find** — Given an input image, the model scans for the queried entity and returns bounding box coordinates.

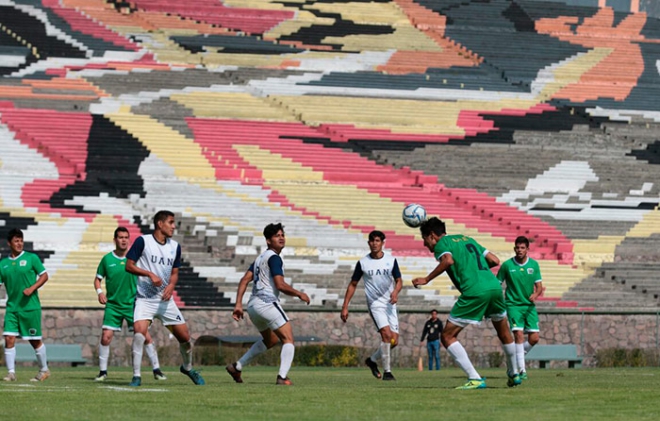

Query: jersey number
[465,244,487,270]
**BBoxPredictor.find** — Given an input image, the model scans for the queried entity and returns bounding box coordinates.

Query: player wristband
[96,288,103,295]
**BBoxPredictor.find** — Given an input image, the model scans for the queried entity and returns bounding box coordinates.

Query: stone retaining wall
[4,309,659,368]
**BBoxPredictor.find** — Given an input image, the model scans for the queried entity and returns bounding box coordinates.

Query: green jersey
[497,257,542,306]
[96,252,136,309]
[434,235,501,296]
[0,251,46,312]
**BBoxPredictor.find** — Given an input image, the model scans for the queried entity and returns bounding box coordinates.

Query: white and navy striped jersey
[127,234,181,299]
[250,249,284,304]
[352,253,401,306]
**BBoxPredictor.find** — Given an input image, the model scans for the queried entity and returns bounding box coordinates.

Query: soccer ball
[402,203,427,228]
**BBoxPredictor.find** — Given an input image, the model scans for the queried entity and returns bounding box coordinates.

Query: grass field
[1,366,660,420]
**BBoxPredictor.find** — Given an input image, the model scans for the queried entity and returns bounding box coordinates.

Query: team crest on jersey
[29,328,36,335]
[527,268,534,275]
[20,260,27,267]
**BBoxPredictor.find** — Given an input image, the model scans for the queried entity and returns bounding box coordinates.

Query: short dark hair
[515,236,529,247]
[153,210,175,227]
[420,217,446,238]
[368,230,386,241]
[7,228,23,242]
[263,223,284,240]
[430,309,438,314]
[114,226,129,239]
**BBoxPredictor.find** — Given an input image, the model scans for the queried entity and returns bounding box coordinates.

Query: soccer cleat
[276,375,293,386]
[225,363,243,383]
[94,372,108,382]
[129,376,142,387]
[455,378,487,390]
[519,371,528,381]
[30,370,50,382]
[507,372,522,387]
[365,357,381,379]
[153,369,167,381]
[382,371,396,381]
[3,372,16,382]
[180,366,205,385]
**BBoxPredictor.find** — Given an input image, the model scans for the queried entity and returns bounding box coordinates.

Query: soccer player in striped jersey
[226,223,310,385]
[126,210,204,386]
[412,217,520,389]
[93,227,164,382]
[0,228,50,382]
[496,236,543,380]
[341,230,403,381]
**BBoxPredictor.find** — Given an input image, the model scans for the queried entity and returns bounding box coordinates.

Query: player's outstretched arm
[530,281,544,302]
[485,252,500,268]
[126,259,162,287]
[94,276,107,305]
[412,254,453,288]
[24,272,48,296]
[340,280,359,322]
[390,277,403,304]
[232,268,254,321]
[273,275,310,304]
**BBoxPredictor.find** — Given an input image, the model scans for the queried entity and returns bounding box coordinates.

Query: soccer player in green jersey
[412,217,520,389]
[94,227,165,382]
[0,228,50,382]
[496,236,543,380]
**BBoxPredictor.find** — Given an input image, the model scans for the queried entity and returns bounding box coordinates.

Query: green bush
[594,348,660,367]
[295,345,360,367]
[487,351,504,368]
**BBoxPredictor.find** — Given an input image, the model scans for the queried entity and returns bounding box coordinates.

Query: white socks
[237,340,268,371]
[524,341,533,353]
[145,342,160,370]
[35,344,48,372]
[99,344,110,371]
[279,343,295,379]
[370,347,382,363]
[5,347,15,373]
[132,333,146,377]
[502,342,518,376]
[380,342,391,373]
[179,341,193,372]
[515,343,526,373]
[447,342,481,380]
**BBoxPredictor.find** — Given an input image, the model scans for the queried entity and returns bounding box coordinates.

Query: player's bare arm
[412,254,453,288]
[390,277,403,304]
[340,280,359,322]
[273,274,310,304]
[161,268,179,301]
[23,272,48,296]
[94,276,107,305]
[485,252,500,268]
[529,281,544,302]
[232,269,253,321]
[126,259,162,287]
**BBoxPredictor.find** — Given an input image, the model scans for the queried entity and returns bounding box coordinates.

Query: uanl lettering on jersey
[151,256,175,266]
[367,268,391,276]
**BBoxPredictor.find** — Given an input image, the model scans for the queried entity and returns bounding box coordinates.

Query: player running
[341,230,403,381]
[412,217,520,389]
[226,223,310,385]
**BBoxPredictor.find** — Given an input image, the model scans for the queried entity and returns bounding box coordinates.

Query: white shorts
[369,302,399,334]
[134,298,186,326]
[247,297,289,332]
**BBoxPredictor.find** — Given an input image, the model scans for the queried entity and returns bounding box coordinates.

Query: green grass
[2,366,660,420]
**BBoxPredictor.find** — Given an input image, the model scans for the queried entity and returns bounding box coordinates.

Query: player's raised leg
[442,322,485,390]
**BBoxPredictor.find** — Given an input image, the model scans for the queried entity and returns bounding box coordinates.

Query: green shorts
[449,289,507,327]
[3,309,42,339]
[506,304,539,333]
[102,303,134,331]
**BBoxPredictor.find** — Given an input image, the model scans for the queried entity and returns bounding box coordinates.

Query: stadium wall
[5,309,659,368]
